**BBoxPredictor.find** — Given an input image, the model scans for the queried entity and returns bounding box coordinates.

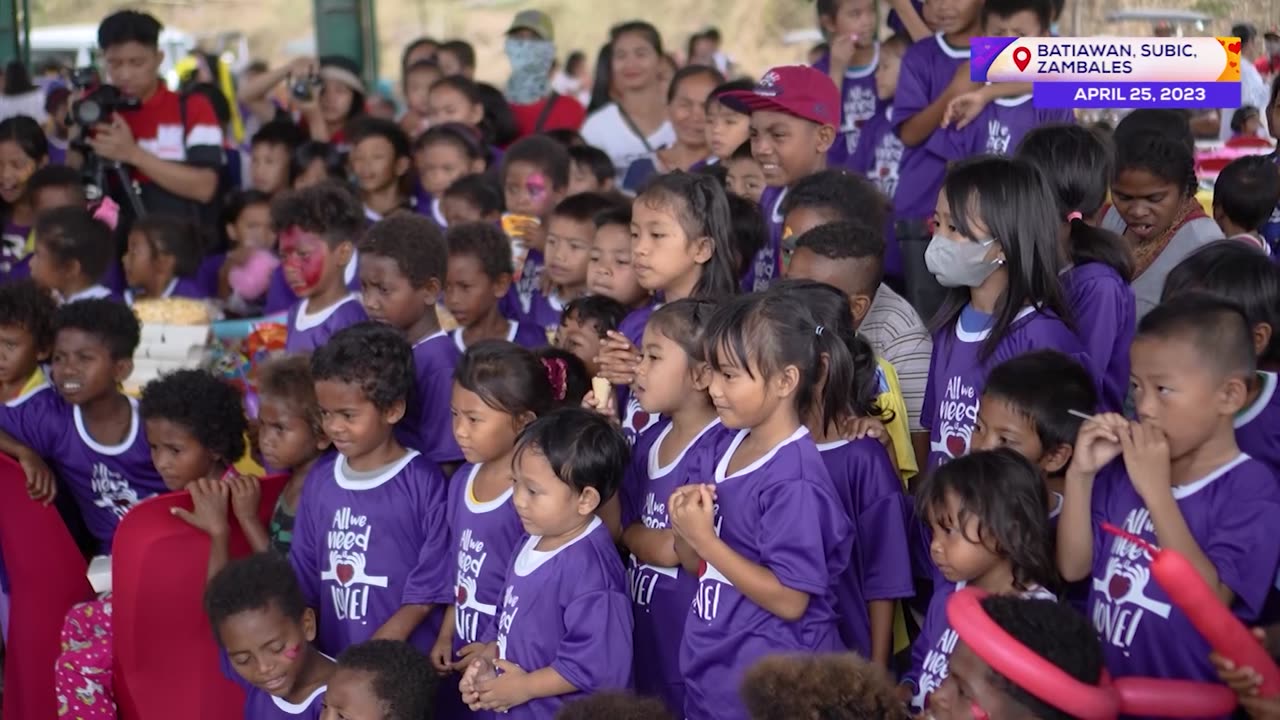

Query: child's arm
[888,0,932,42]
[1058,415,1127,582]
[374,604,436,641]
[673,532,701,574]
[623,523,680,568]
[868,600,895,667]
[227,474,271,554]
[899,62,981,147]
[0,426,55,503]
[942,82,1035,129]
[170,478,234,580]
[475,664,577,713]
[430,606,457,674]
[390,477,456,640]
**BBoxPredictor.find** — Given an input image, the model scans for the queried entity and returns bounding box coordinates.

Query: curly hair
[335,640,436,720]
[256,355,322,435]
[54,299,140,360]
[562,295,627,338]
[358,213,447,289]
[555,692,673,720]
[0,279,56,352]
[310,322,414,411]
[204,553,307,639]
[270,180,364,247]
[139,369,248,462]
[740,653,909,720]
[446,221,514,280]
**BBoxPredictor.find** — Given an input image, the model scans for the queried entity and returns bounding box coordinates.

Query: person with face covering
[505,10,586,141]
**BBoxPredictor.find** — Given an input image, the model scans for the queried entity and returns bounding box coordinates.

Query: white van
[29,24,195,89]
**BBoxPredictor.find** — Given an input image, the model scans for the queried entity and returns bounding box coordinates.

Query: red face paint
[279,227,329,295]
[526,172,548,212]
[970,701,990,720]
[283,644,301,660]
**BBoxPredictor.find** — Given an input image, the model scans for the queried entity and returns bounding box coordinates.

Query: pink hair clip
[1066,211,1084,222]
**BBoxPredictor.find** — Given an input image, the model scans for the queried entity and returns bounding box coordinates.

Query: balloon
[1112,677,1238,718]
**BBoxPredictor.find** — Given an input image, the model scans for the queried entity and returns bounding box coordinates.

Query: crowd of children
[5,0,1280,719]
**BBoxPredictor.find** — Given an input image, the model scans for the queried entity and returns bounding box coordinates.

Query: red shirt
[119,84,224,181]
[510,94,586,140]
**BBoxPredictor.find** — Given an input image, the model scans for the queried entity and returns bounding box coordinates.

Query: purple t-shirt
[289,451,453,656]
[622,418,733,714]
[680,427,852,720]
[921,305,1090,469]
[264,253,361,316]
[747,187,786,293]
[124,276,207,305]
[525,291,568,341]
[816,437,914,657]
[621,393,662,447]
[813,49,883,169]
[927,95,1074,161]
[284,295,368,353]
[619,302,656,348]
[413,183,449,229]
[1236,372,1280,476]
[1063,262,1135,413]
[1087,454,1280,695]
[486,518,633,720]
[450,321,546,354]
[892,34,971,222]
[501,249,547,326]
[396,331,463,464]
[220,650,326,720]
[0,220,30,282]
[850,106,904,198]
[0,388,166,553]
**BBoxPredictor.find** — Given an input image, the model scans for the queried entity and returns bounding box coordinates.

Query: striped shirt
[861,283,932,432]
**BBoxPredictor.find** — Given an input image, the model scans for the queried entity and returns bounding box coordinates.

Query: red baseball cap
[719,65,840,128]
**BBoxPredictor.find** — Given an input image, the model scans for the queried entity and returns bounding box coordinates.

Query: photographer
[78,10,223,223]
[236,55,367,148]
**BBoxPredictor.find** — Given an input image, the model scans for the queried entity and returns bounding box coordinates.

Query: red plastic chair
[112,474,287,720]
[0,455,95,720]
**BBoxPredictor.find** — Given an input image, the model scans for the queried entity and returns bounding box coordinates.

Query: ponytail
[1066,215,1135,282]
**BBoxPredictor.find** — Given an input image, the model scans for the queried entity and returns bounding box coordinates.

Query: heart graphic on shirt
[879,166,890,177]
[1229,41,1242,53]
[457,585,468,605]
[630,410,650,432]
[1108,573,1130,600]
[336,563,355,586]
[945,435,967,458]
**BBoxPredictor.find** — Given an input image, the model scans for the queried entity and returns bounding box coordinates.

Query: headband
[541,357,567,401]
[319,65,366,95]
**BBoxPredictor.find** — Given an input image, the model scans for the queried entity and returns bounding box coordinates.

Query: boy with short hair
[721,65,840,291]
[441,173,503,227]
[1212,155,1280,255]
[536,193,623,335]
[0,280,55,403]
[437,39,477,79]
[1060,293,1280,686]
[276,182,369,353]
[500,136,571,324]
[812,0,881,169]
[568,145,616,196]
[557,295,628,378]
[445,222,546,351]
[250,120,306,198]
[358,213,463,474]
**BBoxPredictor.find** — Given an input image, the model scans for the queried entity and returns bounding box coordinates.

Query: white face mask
[924,234,1002,288]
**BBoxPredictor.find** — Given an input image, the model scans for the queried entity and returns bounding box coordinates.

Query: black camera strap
[534,92,560,134]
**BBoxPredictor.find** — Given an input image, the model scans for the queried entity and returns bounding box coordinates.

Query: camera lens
[75,100,103,126]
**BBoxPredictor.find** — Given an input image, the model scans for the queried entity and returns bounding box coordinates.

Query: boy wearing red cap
[721,65,839,292]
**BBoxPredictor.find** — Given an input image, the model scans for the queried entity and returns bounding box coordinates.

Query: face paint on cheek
[970,701,991,720]
[526,173,548,211]
[279,227,330,292]
[283,644,301,660]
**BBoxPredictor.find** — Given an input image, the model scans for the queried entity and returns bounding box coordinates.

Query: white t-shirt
[581,103,675,183]
[0,89,47,125]
[1220,61,1271,140]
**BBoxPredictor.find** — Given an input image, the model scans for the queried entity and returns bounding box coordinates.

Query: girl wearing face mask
[504,10,587,140]
[921,155,1088,470]
[582,22,675,184]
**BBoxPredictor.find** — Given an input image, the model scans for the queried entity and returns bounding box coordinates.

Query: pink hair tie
[92,197,120,230]
[541,357,567,401]
[1066,211,1084,222]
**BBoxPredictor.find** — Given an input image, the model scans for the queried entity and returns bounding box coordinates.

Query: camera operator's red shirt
[120,83,224,182]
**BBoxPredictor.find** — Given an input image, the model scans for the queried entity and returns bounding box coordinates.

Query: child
[254,356,331,555]
[203,553,334,719]
[598,172,738,438]
[400,59,444,139]
[675,291,853,720]
[348,118,413,222]
[1231,106,1265,142]
[536,193,622,335]
[1212,155,1279,255]
[970,350,1097,515]
[704,80,754,166]
[426,76,486,130]
[812,0,880,169]
[459,408,633,718]
[276,182,368,352]
[556,296,627,378]
[250,120,307,198]
[1162,240,1280,475]
[904,449,1059,713]
[892,0,982,317]
[928,0,1072,163]
[0,116,48,281]
[621,66,724,192]
[445,222,546,351]
[500,135,571,326]
[0,300,160,551]
[289,323,453,656]
[358,213,463,472]
[724,141,766,205]
[567,145,615,196]
[441,174,503,227]
[28,207,119,304]
[430,341,556,707]
[774,279,913,665]
[202,189,278,314]
[414,124,488,228]
[1059,294,1280,689]
[1261,75,1280,253]
[619,299,731,713]
[0,279,55,403]
[437,40,476,79]
[1016,124,1136,413]
[327,639,438,720]
[725,194,766,283]
[122,215,207,304]
[848,34,908,204]
[55,367,248,719]
[587,206,653,344]
[290,141,347,192]
[920,155,1086,469]
[741,654,909,720]
[721,65,840,291]
[27,165,87,218]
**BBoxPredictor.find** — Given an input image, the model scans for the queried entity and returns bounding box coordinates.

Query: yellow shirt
[876,359,918,486]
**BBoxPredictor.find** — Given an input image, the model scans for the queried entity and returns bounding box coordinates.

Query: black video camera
[289,71,323,102]
[68,67,141,127]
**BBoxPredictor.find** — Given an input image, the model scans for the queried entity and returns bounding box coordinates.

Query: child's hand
[517,220,547,253]
[1070,413,1128,477]
[454,641,494,673]
[829,33,860,69]
[581,387,619,422]
[840,416,889,446]
[594,331,641,386]
[429,632,455,675]
[18,449,55,505]
[170,478,231,538]
[227,473,262,522]
[475,660,531,713]
[669,484,717,551]
[1120,419,1171,501]
[1212,629,1280,718]
[942,89,991,129]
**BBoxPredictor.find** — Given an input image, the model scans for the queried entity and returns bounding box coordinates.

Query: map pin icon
[1012,46,1031,72]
